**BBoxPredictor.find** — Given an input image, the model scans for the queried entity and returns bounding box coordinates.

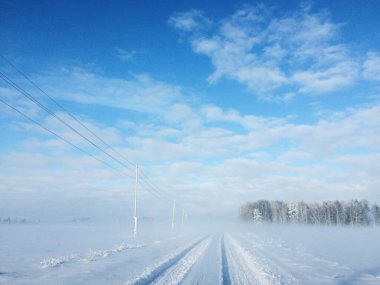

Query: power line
[0,72,173,203]
[0,59,181,209]
[1,99,185,229]
[0,54,136,169]
[0,71,135,175]
[139,179,167,201]
[0,97,133,178]
[0,73,171,202]
[139,170,171,199]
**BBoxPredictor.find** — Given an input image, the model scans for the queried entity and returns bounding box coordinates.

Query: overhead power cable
[0,54,136,169]
[139,179,167,201]
[0,97,133,178]
[0,72,169,201]
[0,72,169,200]
[139,169,171,198]
[0,58,177,205]
[0,71,135,175]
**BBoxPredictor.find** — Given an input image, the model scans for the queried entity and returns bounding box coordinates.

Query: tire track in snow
[152,237,211,285]
[125,235,210,285]
[220,236,231,285]
[225,234,281,285]
[178,234,222,285]
[235,233,300,285]
[237,232,353,284]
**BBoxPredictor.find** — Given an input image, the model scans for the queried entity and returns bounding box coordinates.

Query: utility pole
[133,165,138,238]
[181,208,185,227]
[171,199,176,232]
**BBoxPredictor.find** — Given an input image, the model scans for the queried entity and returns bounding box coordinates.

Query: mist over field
[1,0,380,284]
[1,221,380,284]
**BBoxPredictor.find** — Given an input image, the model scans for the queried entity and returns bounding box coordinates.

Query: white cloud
[292,61,359,93]
[2,99,380,218]
[2,61,380,219]
[168,9,211,33]
[200,104,289,130]
[0,86,42,119]
[13,111,124,152]
[37,68,183,113]
[3,4,380,222]
[0,146,122,176]
[115,48,138,62]
[362,52,380,81]
[171,5,361,98]
[165,103,203,130]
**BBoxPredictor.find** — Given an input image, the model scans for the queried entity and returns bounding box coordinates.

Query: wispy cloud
[292,61,359,93]
[2,84,380,214]
[168,9,211,33]
[0,86,42,119]
[362,52,380,81]
[3,2,380,221]
[169,4,366,99]
[115,48,140,62]
[18,111,124,149]
[36,67,183,113]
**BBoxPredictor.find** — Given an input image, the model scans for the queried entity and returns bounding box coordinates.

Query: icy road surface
[1,223,380,284]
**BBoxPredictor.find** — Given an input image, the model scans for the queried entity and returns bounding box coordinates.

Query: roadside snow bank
[40,243,143,268]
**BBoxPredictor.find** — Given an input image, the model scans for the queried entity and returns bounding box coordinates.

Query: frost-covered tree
[371,205,380,225]
[361,200,370,225]
[297,202,310,224]
[253,208,263,224]
[348,200,370,225]
[287,203,298,223]
[334,200,344,225]
[238,203,254,221]
[239,200,379,226]
[256,200,272,222]
[270,201,288,224]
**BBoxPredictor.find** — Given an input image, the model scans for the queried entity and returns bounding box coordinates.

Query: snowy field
[1,222,380,285]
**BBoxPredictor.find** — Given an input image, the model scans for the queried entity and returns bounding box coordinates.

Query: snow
[226,234,280,285]
[1,222,380,284]
[124,236,209,285]
[149,236,212,285]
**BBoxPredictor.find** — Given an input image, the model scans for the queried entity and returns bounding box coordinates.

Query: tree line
[239,200,380,225]
[0,217,39,224]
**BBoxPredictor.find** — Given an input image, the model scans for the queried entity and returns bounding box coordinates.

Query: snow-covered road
[1,224,380,284]
[121,232,380,285]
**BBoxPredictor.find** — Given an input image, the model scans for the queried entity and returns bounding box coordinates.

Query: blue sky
[1,0,380,222]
